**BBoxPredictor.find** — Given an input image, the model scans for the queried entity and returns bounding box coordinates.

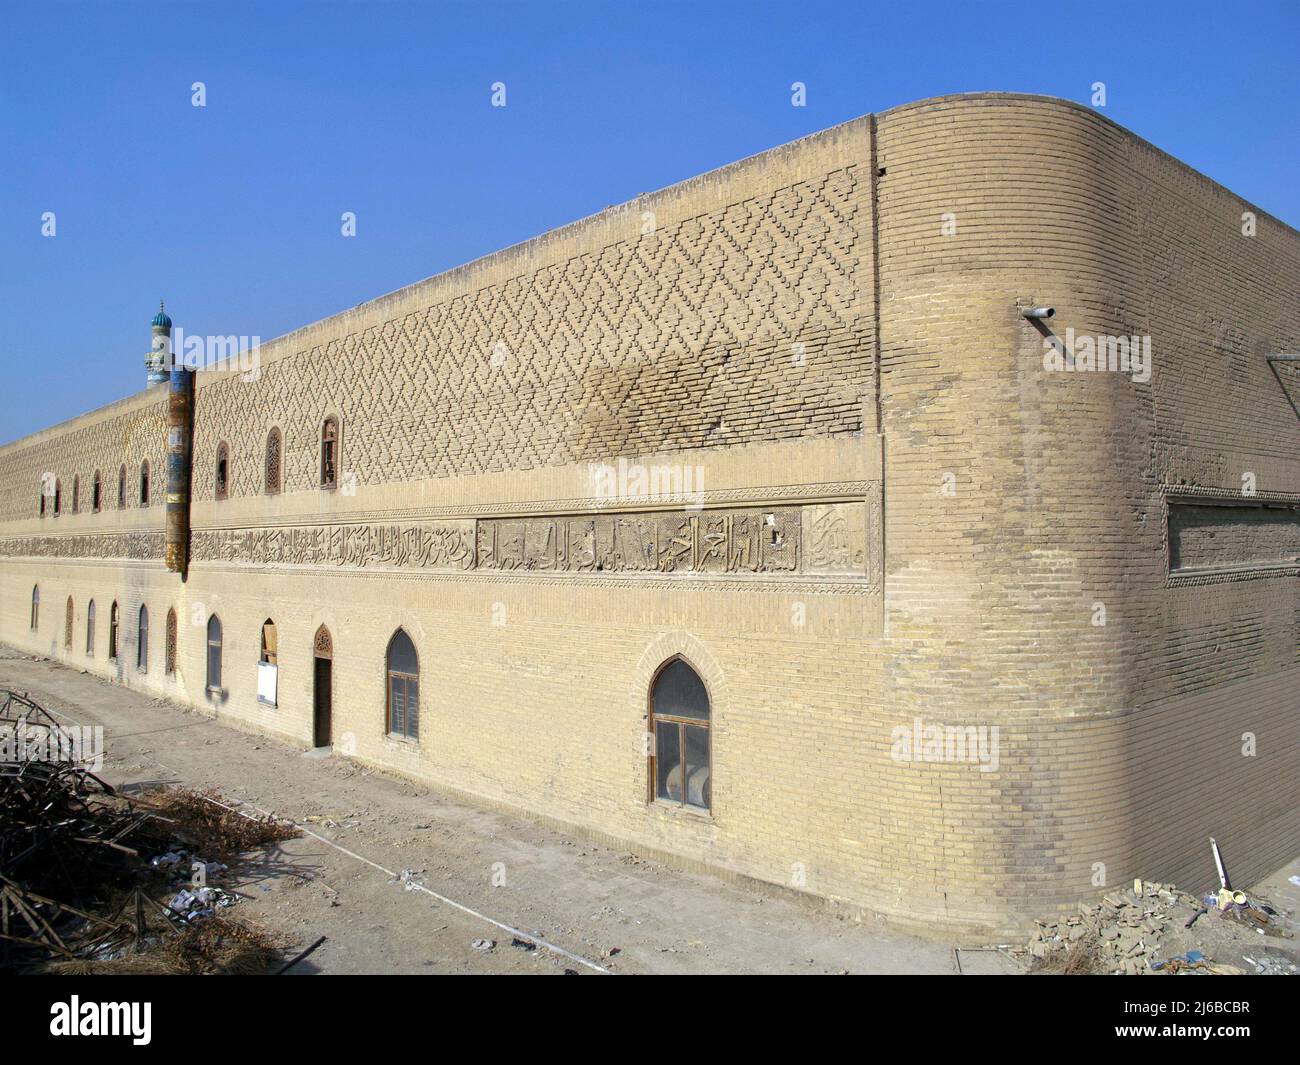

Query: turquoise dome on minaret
[146,301,173,386]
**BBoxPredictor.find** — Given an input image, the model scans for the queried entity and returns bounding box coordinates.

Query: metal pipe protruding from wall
[1022,306,1055,320]
[164,362,194,577]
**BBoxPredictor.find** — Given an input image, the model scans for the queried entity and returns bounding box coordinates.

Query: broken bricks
[1021,874,1293,975]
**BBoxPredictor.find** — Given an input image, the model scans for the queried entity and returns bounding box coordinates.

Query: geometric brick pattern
[0,401,166,522]
[191,168,867,499]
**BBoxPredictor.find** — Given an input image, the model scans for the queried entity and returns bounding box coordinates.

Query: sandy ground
[1,648,1019,975]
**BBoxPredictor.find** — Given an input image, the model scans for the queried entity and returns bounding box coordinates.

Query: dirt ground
[0,648,1021,975]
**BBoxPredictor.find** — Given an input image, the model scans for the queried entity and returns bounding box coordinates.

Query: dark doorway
[312,624,333,749]
[313,657,332,748]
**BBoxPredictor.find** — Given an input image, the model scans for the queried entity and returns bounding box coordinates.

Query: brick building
[3,93,1297,938]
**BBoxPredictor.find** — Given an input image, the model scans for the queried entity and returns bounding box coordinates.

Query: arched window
[260,619,278,665]
[265,427,282,495]
[86,600,96,654]
[215,442,230,500]
[137,605,149,672]
[108,601,120,661]
[206,615,223,691]
[165,608,177,675]
[54,479,62,516]
[648,658,711,812]
[139,461,150,506]
[39,483,46,517]
[92,470,102,512]
[258,618,278,706]
[30,585,39,630]
[385,629,419,740]
[118,465,126,509]
[320,417,338,489]
[72,475,80,513]
[64,596,73,648]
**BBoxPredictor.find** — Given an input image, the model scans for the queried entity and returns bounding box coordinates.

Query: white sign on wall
[257,662,278,706]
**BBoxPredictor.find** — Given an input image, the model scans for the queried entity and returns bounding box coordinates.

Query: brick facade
[2,94,1297,938]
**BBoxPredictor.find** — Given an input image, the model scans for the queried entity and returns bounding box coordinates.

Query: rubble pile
[1019,877,1297,976]
[0,688,297,973]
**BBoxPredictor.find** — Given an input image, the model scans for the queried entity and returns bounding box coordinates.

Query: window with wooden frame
[137,605,149,672]
[108,601,119,661]
[385,629,419,741]
[265,427,282,495]
[30,585,39,630]
[165,608,177,675]
[647,658,711,812]
[258,618,279,706]
[320,417,338,490]
[215,442,230,500]
[206,615,223,691]
[86,600,95,654]
[260,619,278,666]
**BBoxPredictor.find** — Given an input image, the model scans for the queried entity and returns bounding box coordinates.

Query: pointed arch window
[257,619,279,706]
[108,601,120,661]
[265,427,282,495]
[260,619,278,666]
[92,470,102,512]
[54,479,62,516]
[137,605,149,672]
[72,475,80,513]
[64,596,73,648]
[320,417,338,490]
[118,465,127,509]
[86,600,96,654]
[385,629,419,740]
[165,608,177,675]
[206,615,223,691]
[139,461,150,506]
[30,585,39,630]
[648,658,712,812]
[215,442,230,500]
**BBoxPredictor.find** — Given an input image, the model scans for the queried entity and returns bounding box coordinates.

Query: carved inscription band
[1,491,883,589]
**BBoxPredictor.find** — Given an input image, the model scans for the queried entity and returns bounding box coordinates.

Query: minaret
[146,300,173,386]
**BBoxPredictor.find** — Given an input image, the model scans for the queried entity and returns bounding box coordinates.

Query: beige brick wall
[2,93,1296,939]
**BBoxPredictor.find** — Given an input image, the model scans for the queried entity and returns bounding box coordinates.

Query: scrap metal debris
[0,688,299,973]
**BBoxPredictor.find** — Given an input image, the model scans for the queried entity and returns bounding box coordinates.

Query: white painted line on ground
[39,696,611,975]
[205,792,611,974]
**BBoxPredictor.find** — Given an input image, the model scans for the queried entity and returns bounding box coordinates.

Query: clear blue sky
[1,0,1296,444]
